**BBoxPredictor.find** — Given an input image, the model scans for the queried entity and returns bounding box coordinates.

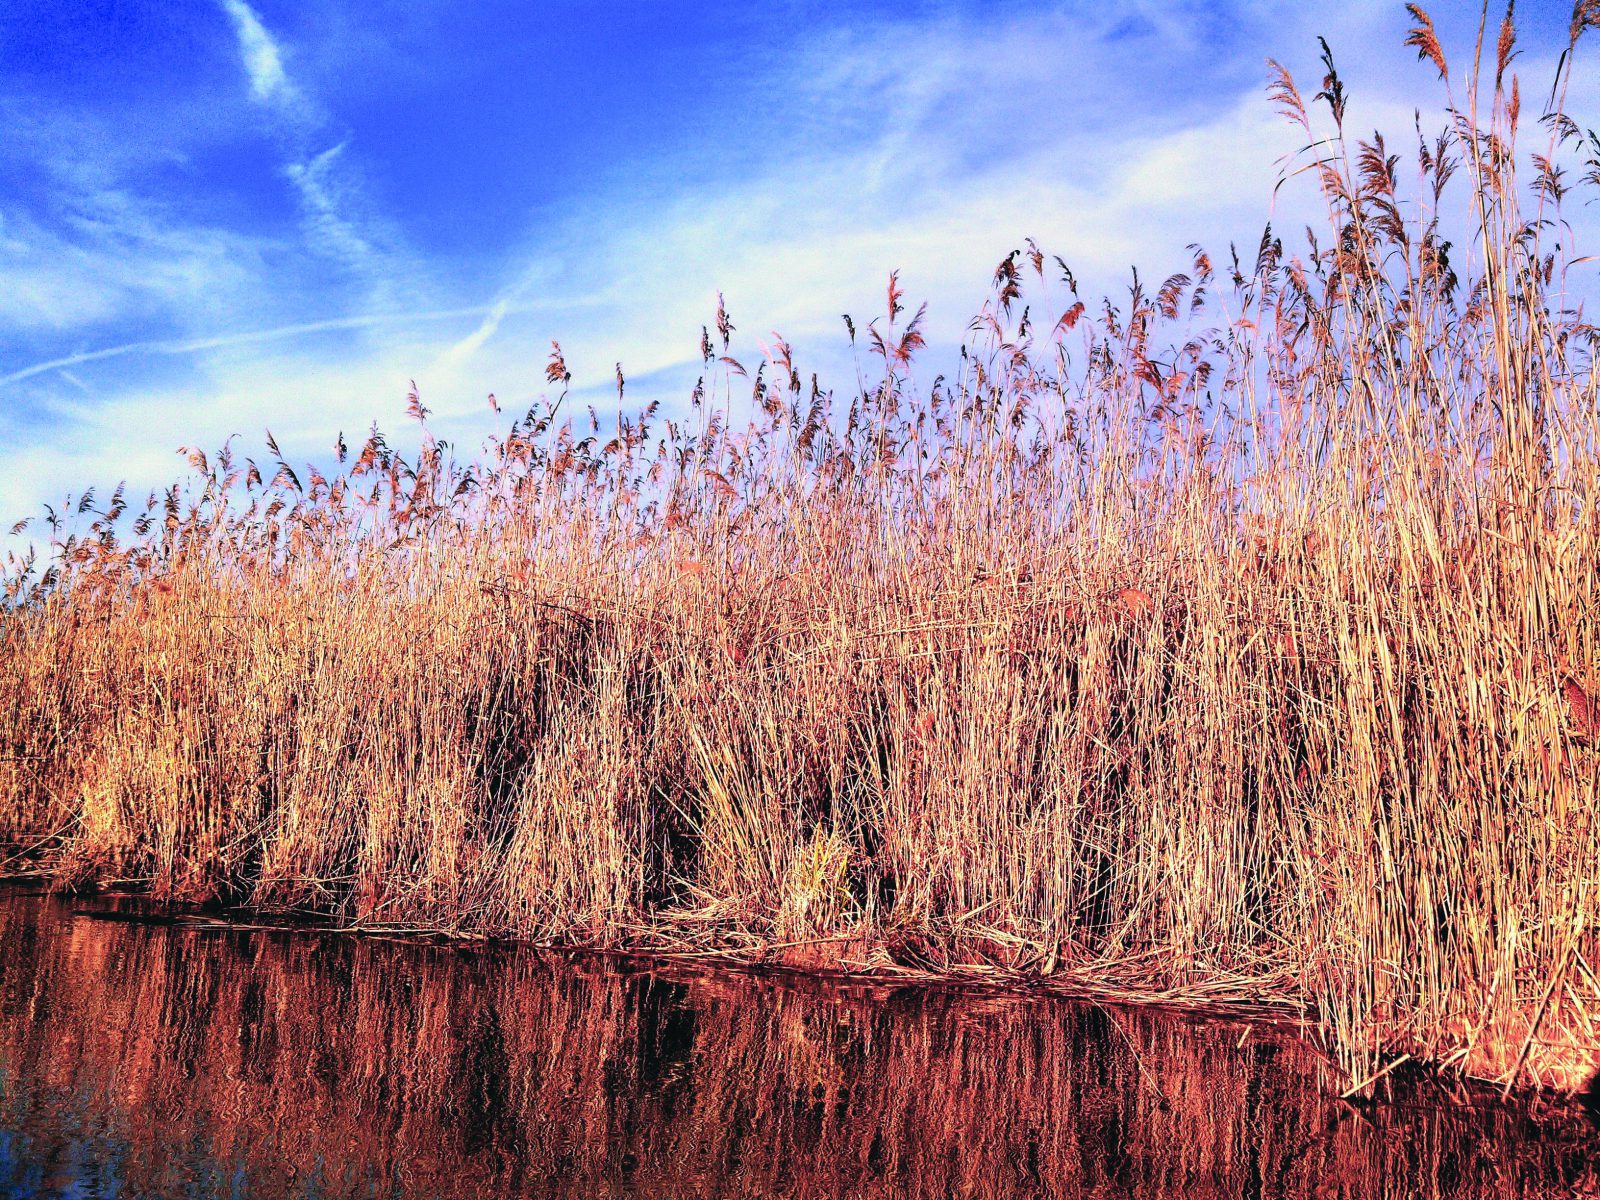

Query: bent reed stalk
[5,15,1600,1093]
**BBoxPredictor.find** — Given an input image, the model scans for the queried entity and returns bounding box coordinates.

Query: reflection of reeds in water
[4,15,1600,1092]
[0,893,1594,1199]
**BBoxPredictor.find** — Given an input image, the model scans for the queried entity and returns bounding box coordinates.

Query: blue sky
[2,0,1596,529]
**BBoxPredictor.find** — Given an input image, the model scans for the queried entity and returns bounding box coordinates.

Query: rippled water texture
[0,885,1594,1198]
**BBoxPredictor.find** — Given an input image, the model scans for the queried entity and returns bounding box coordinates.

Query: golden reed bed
[3,12,1600,1095]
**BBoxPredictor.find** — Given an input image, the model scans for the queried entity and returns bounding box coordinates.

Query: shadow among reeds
[0,888,1595,1199]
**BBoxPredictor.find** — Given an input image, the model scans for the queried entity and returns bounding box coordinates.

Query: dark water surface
[0,885,1594,1199]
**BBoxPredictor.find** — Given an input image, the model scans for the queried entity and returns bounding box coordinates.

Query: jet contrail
[0,307,497,389]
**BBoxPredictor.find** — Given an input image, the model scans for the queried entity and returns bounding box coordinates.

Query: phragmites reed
[4,15,1600,1095]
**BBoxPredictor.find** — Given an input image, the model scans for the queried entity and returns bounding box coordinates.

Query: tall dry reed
[4,13,1600,1091]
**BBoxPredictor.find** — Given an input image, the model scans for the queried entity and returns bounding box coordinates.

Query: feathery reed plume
[1406,5,1450,79]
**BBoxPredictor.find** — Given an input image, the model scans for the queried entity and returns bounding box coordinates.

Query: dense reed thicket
[5,13,1600,1091]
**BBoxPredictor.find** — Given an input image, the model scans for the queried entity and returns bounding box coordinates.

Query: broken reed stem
[1340,1053,1412,1101]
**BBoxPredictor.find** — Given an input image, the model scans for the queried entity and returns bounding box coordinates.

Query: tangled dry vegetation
[4,12,1600,1092]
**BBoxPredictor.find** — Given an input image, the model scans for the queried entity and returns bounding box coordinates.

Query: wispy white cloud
[0,198,266,336]
[283,140,385,279]
[216,0,403,298]
[219,0,303,115]
[440,297,513,364]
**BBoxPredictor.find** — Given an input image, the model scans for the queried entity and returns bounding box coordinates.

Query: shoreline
[8,871,1594,1111]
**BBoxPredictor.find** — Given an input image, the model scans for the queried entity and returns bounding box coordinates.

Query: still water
[0,884,1594,1199]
